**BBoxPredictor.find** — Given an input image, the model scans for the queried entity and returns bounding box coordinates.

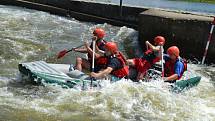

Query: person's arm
[86,44,102,59]
[90,67,113,78]
[95,45,105,54]
[164,61,184,82]
[90,57,120,78]
[73,48,88,53]
[145,41,160,51]
[164,74,178,82]
[87,36,105,55]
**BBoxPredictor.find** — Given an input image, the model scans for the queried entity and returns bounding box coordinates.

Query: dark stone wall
[139,9,214,63]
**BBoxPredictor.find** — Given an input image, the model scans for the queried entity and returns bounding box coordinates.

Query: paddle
[161,45,164,80]
[57,44,84,59]
[91,40,96,88]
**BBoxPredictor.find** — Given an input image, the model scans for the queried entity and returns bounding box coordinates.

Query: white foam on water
[1,64,214,120]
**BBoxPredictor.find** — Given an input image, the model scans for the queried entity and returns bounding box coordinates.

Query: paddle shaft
[161,45,164,78]
[68,44,84,53]
[92,40,95,72]
[202,17,215,64]
[91,40,96,87]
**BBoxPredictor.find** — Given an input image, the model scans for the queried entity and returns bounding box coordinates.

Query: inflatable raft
[18,61,96,89]
[18,61,201,92]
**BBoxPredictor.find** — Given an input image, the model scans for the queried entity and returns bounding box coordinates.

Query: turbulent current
[0,5,215,121]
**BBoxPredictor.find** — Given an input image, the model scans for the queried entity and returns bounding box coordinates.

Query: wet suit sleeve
[174,61,184,78]
[107,58,122,71]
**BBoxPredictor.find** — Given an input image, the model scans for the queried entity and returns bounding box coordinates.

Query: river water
[0,5,215,121]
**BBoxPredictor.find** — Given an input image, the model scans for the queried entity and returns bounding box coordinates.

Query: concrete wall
[139,9,215,63]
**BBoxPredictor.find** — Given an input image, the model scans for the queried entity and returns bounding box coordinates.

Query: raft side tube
[171,76,201,93]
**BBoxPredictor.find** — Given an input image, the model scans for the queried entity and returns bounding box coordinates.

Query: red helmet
[105,42,118,53]
[167,46,180,57]
[93,28,105,39]
[154,36,165,45]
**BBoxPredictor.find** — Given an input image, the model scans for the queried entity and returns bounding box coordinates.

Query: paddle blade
[57,49,68,59]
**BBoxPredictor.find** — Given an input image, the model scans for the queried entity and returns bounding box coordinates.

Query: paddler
[163,46,187,83]
[90,42,129,81]
[72,28,106,71]
[126,36,166,80]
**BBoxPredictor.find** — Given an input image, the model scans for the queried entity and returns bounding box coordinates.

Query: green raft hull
[18,61,96,89]
[18,61,201,92]
[171,76,201,93]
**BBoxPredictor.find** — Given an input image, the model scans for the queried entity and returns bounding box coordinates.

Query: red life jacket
[164,58,187,80]
[143,49,160,65]
[111,52,129,78]
[95,52,129,78]
[96,56,108,70]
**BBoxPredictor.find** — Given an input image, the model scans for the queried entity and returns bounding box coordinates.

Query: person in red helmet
[163,46,187,83]
[73,28,107,71]
[90,42,129,81]
[127,36,166,80]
